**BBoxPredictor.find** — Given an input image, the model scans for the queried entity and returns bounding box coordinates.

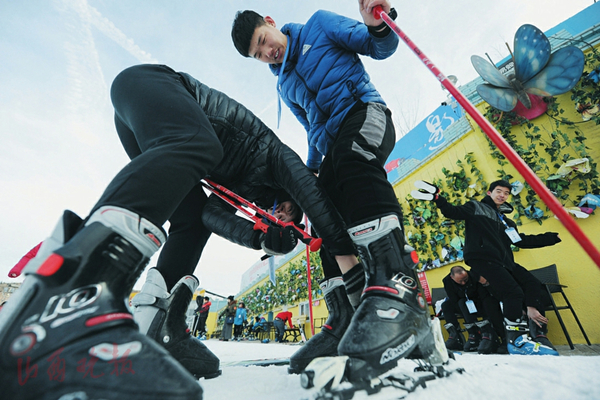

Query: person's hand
[478,276,489,286]
[358,0,392,27]
[261,225,299,256]
[527,306,548,327]
[410,180,440,201]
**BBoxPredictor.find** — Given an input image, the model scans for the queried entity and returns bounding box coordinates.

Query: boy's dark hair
[290,200,303,227]
[231,10,266,57]
[488,179,512,193]
[274,191,303,226]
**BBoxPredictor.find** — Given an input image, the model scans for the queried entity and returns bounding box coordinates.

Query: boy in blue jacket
[232,0,436,379]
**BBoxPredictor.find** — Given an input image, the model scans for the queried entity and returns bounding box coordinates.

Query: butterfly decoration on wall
[471,24,585,112]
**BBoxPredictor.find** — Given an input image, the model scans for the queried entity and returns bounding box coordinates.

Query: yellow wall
[393,92,600,345]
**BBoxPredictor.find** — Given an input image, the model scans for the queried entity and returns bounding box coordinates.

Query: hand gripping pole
[200,179,322,252]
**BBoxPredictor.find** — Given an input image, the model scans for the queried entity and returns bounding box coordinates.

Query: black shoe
[444,323,466,351]
[289,278,353,374]
[0,210,202,400]
[477,320,499,354]
[463,323,481,352]
[496,342,509,354]
[133,268,221,379]
[339,215,434,380]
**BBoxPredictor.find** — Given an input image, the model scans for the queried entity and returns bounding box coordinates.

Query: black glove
[410,180,440,201]
[260,225,299,256]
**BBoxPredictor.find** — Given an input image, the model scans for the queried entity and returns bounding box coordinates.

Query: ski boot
[505,318,558,356]
[0,206,203,400]
[302,318,455,398]
[528,319,558,352]
[338,214,436,381]
[462,323,481,352]
[477,320,500,354]
[288,277,354,374]
[443,323,465,351]
[132,268,221,378]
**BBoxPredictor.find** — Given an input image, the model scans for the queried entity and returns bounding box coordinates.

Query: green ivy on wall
[237,252,324,316]
[403,152,484,270]
[471,45,600,227]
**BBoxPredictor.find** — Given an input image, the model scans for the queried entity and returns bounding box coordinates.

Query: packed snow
[200,339,600,400]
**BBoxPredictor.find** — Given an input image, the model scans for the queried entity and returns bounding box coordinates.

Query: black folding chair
[529,264,591,349]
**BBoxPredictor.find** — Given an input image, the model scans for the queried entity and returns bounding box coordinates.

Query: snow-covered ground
[200,339,600,400]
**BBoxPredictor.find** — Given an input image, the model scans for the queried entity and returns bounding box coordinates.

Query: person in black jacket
[0,63,358,399]
[441,266,505,354]
[123,64,363,370]
[412,179,561,356]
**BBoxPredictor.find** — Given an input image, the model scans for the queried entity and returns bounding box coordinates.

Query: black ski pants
[467,259,529,322]
[93,64,223,289]
[319,102,402,279]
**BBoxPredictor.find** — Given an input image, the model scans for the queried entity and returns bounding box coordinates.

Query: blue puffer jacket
[269,10,398,170]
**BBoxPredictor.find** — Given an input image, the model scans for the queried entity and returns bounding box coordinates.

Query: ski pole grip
[253,219,269,233]
[372,5,383,19]
[303,237,322,252]
[293,225,322,252]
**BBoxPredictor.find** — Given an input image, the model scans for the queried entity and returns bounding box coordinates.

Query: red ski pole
[304,215,315,336]
[201,179,322,252]
[373,6,600,269]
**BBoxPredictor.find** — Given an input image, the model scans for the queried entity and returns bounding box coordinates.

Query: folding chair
[529,264,591,349]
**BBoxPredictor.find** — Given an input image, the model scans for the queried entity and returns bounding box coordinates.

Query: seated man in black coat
[441,266,505,354]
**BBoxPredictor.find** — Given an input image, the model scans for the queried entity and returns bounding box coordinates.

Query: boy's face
[268,201,298,223]
[487,186,511,207]
[248,16,288,64]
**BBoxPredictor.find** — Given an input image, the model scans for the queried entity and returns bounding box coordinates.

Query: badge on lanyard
[465,299,477,314]
[505,227,522,243]
[498,212,521,243]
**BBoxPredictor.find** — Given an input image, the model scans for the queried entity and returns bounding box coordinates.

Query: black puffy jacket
[435,195,560,268]
[177,72,354,256]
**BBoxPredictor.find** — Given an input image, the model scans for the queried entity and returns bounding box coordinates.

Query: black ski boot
[477,320,500,354]
[505,318,558,356]
[0,206,203,400]
[462,323,481,352]
[132,268,221,378]
[528,319,557,351]
[288,277,354,374]
[444,323,465,351]
[338,214,435,381]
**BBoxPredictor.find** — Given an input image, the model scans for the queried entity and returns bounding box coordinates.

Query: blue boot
[505,318,558,356]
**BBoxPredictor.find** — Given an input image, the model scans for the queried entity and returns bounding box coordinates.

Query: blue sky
[0,0,594,296]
